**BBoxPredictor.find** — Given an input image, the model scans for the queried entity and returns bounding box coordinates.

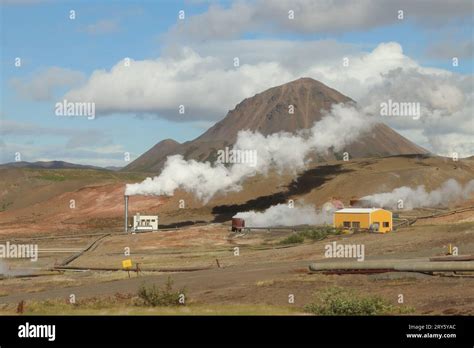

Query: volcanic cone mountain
[123,77,428,172]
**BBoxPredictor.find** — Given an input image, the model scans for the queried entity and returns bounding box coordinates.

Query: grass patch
[300,226,343,240]
[137,277,186,307]
[279,234,305,245]
[37,173,66,181]
[304,287,415,316]
[0,294,303,315]
[279,226,343,245]
[26,168,149,182]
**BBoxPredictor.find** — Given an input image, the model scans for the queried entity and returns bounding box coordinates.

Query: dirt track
[0,260,308,304]
[1,258,472,315]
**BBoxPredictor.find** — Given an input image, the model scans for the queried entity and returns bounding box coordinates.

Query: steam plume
[234,203,332,227]
[361,179,474,210]
[125,104,373,201]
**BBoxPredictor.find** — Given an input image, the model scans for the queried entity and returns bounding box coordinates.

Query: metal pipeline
[308,260,474,273]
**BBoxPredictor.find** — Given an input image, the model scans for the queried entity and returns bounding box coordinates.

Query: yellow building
[333,208,392,233]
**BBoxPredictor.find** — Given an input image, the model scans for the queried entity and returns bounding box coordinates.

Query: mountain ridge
[123,78,428,173]
[0,161,108,170]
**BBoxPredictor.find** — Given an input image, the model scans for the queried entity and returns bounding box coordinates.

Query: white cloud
[81,19,120,35]
[163,39,358,73]
[10,67,85,101]
[0,0,51,5]
[0,119,109,148]
[358,65,473,157]
[0,140,128,167]
[64,47,295,119]
[166,0,473,40]
[427,40,474,60]
[63,41,473,156]
[0,120,128,166]
[65,39,355,118]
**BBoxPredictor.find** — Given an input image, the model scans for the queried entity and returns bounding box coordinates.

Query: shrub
[301,226,343,240]
[137,277,186,307]
[304,287,414,316]
[280,226,343,244]
[279,234,305,245]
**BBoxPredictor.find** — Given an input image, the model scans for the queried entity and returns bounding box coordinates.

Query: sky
[0,0,473,167]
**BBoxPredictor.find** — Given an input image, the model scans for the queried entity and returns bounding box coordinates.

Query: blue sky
[1,0,473,166]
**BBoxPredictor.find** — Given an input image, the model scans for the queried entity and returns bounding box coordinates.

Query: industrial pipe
[124,195,129,233]
[308,260,474,273]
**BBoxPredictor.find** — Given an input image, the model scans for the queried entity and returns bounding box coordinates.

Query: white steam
[361,179,474,210]
[125,104,373,201]
[234,203,332,227]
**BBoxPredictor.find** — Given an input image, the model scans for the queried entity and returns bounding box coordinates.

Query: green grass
[304,287,415,316]
[279,234,305,245]
[300,226,343,240]
[0,296,303,316]
[26,168,149,182]
[279,226,343,245]
[0,277,303,316]
[36,173,67,181]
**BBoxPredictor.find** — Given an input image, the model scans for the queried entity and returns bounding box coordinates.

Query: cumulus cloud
[10,67,85,101]
[163,39,357,75]
[63,41,447,117]
[358,65,473,157]
[64,40,473,156]
[64,47,295,119]
[166,0,473,40]
[64,42,412,118]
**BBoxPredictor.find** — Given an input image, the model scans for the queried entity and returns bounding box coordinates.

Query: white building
[132,214,159,232]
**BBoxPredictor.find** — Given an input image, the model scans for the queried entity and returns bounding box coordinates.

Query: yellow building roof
[335,208,382,214]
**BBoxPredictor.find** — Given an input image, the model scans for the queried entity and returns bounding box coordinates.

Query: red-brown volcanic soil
[0,183,165,236]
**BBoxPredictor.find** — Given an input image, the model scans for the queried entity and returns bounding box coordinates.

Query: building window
[352,221,360,229]
[383,222,390,228]
[343,221,351,228]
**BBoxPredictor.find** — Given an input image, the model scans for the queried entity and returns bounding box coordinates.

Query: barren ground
[0,213,473,315]
[0,156,473,315]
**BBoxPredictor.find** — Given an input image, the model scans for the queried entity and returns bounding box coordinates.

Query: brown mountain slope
[123,139,180,172]
[124,77,428,172]
[196,77,353,142]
